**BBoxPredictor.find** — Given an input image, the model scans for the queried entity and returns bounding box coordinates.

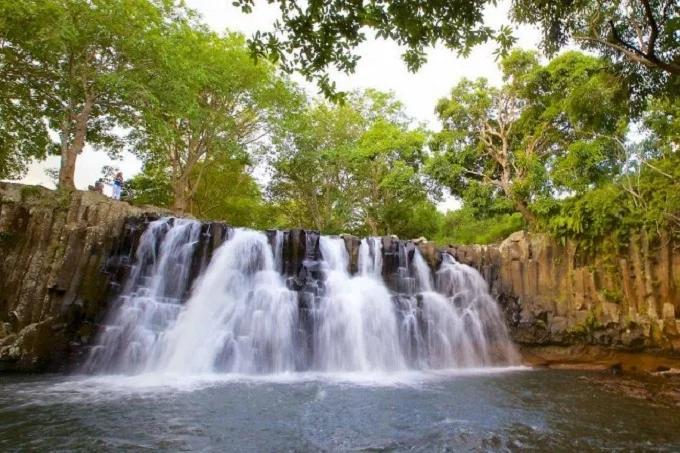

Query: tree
[190,152,280,229]
[268,89,433,236]
[126,165,173,207]
[132,28,298,212]
[0,0,181,189]
[511,0,680,98]
[128,153,281,229]
[232,0,516,98]
[347,93,429,235]
[0,83,48,179]
[268,97,362,232]
[541,96,679,247]
[231,0,677,100]
[427,50,630,225]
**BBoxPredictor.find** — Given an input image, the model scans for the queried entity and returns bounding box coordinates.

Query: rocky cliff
[2,183,679,372]
[444,231,680,355]
[0,183,169,371]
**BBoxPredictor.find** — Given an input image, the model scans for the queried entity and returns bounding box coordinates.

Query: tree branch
[639,0,659,57]
[464,169,501,187]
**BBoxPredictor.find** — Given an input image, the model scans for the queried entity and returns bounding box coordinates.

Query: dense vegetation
[0,0,677,246]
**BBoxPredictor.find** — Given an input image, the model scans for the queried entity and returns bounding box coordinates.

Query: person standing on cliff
[112,172,123,200]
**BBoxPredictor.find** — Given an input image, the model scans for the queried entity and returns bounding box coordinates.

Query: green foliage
[541,183,633,248]
[567,310,601,338]
[190,154,282,230]
[433,207,525,245]
[541,96,680,251]
[1,0,675,249]
[427,50,629,226]
[268,89,435,236]
[126,167,172,208]
[0,0,184,187]
[511,0,680,100]
[19,185,43,201]
[600,289,624,304]
[233,0,516,98]
[233,0,678,102]
[131,27,300,212]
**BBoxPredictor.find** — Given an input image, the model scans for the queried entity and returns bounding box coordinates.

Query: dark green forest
[1,0,678,247]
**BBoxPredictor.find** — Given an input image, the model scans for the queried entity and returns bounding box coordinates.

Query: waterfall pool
[6,219,675,451]
[1,369,679,451]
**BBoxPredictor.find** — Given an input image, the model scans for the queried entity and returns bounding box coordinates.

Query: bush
[433,207,525,245]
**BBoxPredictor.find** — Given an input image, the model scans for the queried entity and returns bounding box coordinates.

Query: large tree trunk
[172,193,188,213]
[513,199,536,224]
[367,216,378,236]
[59,147,78,190]
[58,100,92,190]
[172,181,188,213]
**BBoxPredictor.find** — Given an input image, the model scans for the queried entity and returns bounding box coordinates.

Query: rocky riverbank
[440,231,680,355]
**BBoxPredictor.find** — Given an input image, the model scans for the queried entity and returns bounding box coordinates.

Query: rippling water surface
[1,369,679,452]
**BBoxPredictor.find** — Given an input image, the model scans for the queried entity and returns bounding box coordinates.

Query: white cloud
[15,0,541,211]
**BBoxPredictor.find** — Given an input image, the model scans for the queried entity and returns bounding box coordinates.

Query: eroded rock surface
[2,182,679,372]
[447,231,680,354]
[0,183,170,371]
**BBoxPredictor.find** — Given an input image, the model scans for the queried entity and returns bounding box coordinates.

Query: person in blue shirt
[112,172,123,200]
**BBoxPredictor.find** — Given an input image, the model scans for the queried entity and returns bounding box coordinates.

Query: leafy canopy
[511,0,680,99]
[427,50,630,224]
[233,0,516,99]
[130,26,300,212]
[268,89,436,236]
[0,0,182,187]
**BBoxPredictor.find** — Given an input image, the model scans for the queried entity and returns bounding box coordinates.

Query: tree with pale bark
[0,0,181,189]
[427,50,630,225]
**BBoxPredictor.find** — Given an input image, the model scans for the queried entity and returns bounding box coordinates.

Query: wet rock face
[0,183,172,372]
[451,232,680,354]
[341,234,361,274]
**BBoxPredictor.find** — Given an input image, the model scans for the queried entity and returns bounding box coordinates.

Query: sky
[15,0,542,211]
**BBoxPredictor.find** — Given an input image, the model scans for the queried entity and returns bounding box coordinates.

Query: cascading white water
[87,221,518,376]
[314,237,406,371]
[152,229,299,374]
[273,230,284,273]
[84,218,202,373]
[358,237,382,278]
[408,251,518,367]
[390,249,519,369]
[434,254,519,366]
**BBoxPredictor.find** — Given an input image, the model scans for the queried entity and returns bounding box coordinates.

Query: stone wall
[0,183,169,371]
[444,231,680,354]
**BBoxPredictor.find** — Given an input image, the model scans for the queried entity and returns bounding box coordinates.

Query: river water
[1,369,679,452]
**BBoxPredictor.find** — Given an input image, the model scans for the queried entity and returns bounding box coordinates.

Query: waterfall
[358,237,382,278]
[84,218,202,373]
[153,229,298,374]
[314,237,405,371]
[433,254,519,366]
[273,229,284,273]
[86,221,518,375]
